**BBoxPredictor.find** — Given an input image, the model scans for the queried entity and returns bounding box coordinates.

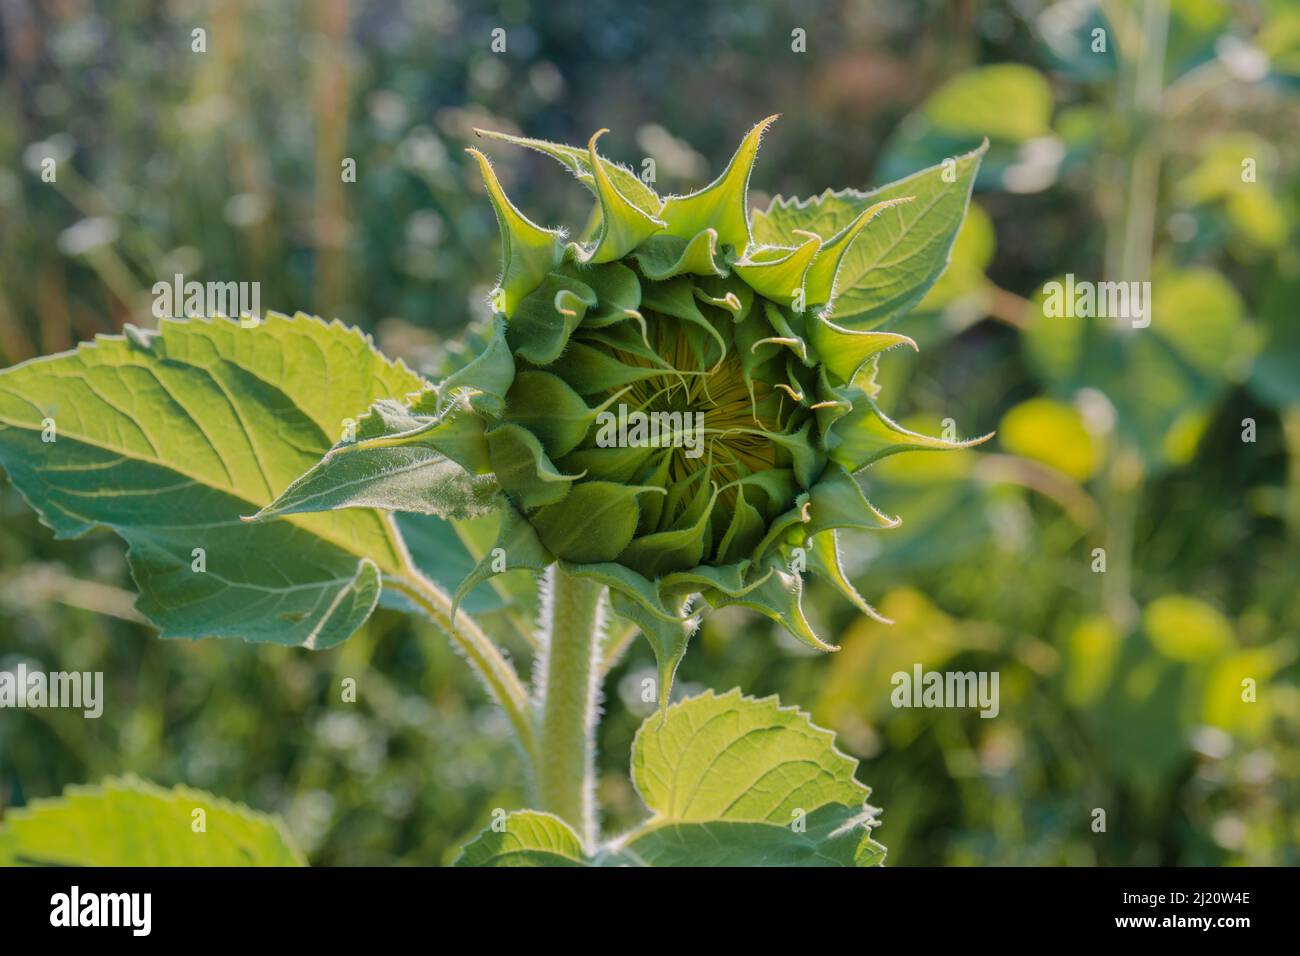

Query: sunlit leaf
[998,397,1098,481]
[752,143,986,328]
[0,776,305,866]
[1143,595,1235,662]
[0,314,427,649]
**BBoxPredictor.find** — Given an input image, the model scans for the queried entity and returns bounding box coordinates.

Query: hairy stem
[534,565,605,848]
[384,571,538,772]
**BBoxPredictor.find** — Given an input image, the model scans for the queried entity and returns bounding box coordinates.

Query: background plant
[1,0,1296,865]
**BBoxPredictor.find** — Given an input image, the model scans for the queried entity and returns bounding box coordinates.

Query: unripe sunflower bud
[264,117,989,696]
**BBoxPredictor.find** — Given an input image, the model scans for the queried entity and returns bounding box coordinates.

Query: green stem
[535,564,605,848]
[1096,0,1167,632]
[384,571,538,771]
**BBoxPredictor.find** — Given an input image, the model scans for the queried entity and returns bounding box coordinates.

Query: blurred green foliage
[1,0,1297,865]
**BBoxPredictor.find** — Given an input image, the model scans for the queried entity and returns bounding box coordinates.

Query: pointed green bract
[660,115,777,250]
[808,529,892,624]
[618,483,718,578]
[472,126,663,216]
[438,318,515,417]
[639,276,728,362]
[714,486,768,564]
[707,556,833,651]
[582,130,668,263]
[487,422,581,510]
[733,231,821,307]
[806,463,900,535]
[453,505,552,620]
[824,392,992,470]
[607,587,697,708]
[663,559,769,598]
[505,274,597,365]
[631,229,725,280]
[467,148,565,315]
[562,260,643,324]
[809,314,917,383]
[561,559,684,623]
[504,371,612,457]
[546,340,667,392]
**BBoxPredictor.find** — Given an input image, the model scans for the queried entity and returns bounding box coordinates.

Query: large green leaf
[452,811,589,867]
[0,313,427,649]
[455,689,885,866]
[0,776,305,866]
[628,688,869,821]
[750,143,986,328]
[609,804,885,866]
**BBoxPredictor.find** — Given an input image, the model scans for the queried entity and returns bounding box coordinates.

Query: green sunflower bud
[261,118,990,697]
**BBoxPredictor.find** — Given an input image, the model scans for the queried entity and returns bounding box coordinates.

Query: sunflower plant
[0,118,985,866]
